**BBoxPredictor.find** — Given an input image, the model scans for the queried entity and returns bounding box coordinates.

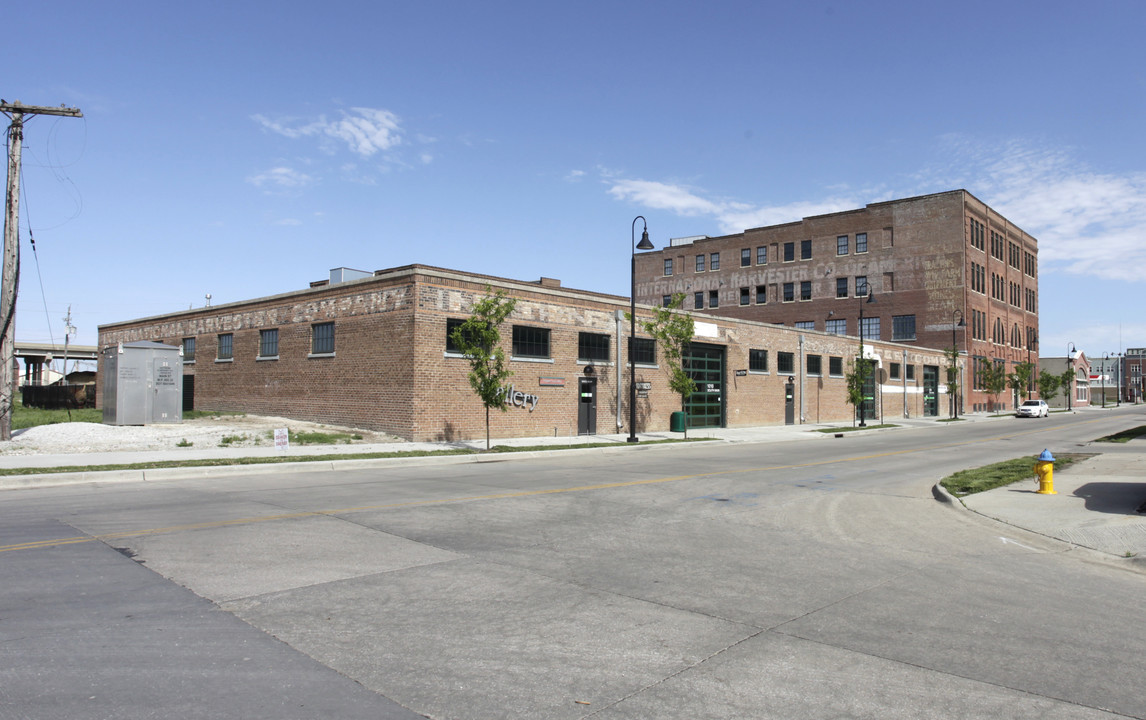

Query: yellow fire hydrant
[1034,449,1056,495]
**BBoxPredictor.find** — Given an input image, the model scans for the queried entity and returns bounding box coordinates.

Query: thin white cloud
[606,140,1146,283]
[253,107,402,157]
[273,217,302,226]
[606,176,859,235]
[246,166,314,189]
[565,169,586,182]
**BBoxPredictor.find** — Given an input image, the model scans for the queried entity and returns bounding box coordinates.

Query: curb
[0,436,735,491]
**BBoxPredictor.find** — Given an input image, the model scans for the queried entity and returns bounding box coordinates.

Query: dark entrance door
[577,377,597,435]
[683,344,725,429]
[785,377,795,425]
[923,365,939,417]
[182,374,195,411]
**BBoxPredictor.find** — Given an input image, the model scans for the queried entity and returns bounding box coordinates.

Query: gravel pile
[2,415,401,456]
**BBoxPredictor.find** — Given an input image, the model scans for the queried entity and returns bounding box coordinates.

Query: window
[829,356,843,376]
[578,332,610,362]
[749,349,768,372]
[861,316,880,340]
[783,283,794,302]
[512,325,550,358]
[217,333,233,360]
[826,318,846,335]
[801,239,812,260]
[259,329,279,358]
[662,295,672,307]
[795,321,814,330]
[755,285,767,304]
[708,290,719,308]
[836,277,849,298]
[856,232,868,253]
[890,362,901,380]
[800,280,812,301]
[630,337,656,365]
[446,318,469,354]
[777,351,795,374]
[182,337,196,362]
[837,235,849,255]
[741,248,751,267]
[694,292,704,310]
[806,354,822,376]
[906,364,915,381]
[756,246,767,265]
[784,242,795,262]
[892,315,916,341]
[664,258,673,276]
[855,276,868,297]
[740,287,750,306]
[695,254,705,272]
[710,252,720,270]
[311,322,335,355]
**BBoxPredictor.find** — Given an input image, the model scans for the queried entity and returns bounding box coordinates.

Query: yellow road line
[0,417,1103,554]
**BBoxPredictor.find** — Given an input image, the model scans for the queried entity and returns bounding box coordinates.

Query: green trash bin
[670,411,687,432]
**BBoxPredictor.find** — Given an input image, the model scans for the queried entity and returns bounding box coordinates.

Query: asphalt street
[2,407,1145,719]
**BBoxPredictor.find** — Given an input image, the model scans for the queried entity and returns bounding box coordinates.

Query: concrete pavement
[3,407,1145,565]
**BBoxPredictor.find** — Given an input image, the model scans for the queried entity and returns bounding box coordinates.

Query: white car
[1016,399,1049,418]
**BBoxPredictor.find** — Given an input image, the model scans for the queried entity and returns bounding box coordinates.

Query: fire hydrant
[1034,449,1056,495]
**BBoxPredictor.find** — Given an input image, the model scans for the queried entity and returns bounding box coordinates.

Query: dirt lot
[2,414,404,456]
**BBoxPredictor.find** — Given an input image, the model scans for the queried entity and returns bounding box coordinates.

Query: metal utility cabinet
[101,341,183,425]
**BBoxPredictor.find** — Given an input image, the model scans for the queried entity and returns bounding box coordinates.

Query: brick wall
[98,265,958,441]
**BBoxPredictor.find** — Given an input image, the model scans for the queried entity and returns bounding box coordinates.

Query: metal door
[683,344,725,429]
[923,365,939,417]
[577,377,597,435]
[785,377,795,425]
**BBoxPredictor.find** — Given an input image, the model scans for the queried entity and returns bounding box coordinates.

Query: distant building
[633,190,1039,413]
[1126,349,1145,404]
[1040,352,1090,409]
[98,265,958,441]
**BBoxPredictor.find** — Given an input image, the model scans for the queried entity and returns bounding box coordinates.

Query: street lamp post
[1102,352,1109,408]
[628,216,653,442]
[858,288,875,427]
[951,309,965,419]
[1115,352,1122,407]
[1066,342,1075,412]
[1027,328,1037,400]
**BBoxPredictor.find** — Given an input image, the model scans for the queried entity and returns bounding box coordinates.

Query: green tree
[1037,369,1060,403]
[639,293,697,436]
[845,357,874,426]
[979,358,1008,413]
[1059,368,1076,408]
[943,346,960,418]
[1012,361,1035,402]
[449,286,517,450]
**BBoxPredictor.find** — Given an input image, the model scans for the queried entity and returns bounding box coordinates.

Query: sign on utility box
[101,341,184,425]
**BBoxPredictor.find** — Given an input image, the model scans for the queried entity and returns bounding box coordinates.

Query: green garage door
[683,344,725,429]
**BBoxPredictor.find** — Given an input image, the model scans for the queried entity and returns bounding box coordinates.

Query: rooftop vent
[669,235,709,247]
[329,267,373,285]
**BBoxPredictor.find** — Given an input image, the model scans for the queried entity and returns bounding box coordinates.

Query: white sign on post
[274,428,290,451]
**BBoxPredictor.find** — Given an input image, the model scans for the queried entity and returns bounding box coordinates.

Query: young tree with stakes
[638,293,696,437]
[449,287,517,450]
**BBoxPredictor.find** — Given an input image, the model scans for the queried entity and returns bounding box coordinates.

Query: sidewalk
[949,443,1146,565]
[3,410,1145,566]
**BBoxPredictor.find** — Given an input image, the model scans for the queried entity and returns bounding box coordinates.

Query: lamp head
[636,228,653,251]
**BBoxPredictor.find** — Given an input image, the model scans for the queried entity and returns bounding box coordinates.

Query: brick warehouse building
[96,265,958,441]
[633,190,1039,413]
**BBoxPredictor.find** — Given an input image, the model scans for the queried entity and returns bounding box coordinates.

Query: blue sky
[7,0,1146,370]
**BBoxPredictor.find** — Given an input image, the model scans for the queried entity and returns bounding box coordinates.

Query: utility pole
[1,100,83,440]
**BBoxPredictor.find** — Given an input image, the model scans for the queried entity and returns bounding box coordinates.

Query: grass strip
[940,453,1084,497]
[1095,426,1146,443]
[0,437,712,477]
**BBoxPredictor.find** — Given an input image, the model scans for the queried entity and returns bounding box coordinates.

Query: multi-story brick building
[633,190,1038,412]
[97,265,957,441]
